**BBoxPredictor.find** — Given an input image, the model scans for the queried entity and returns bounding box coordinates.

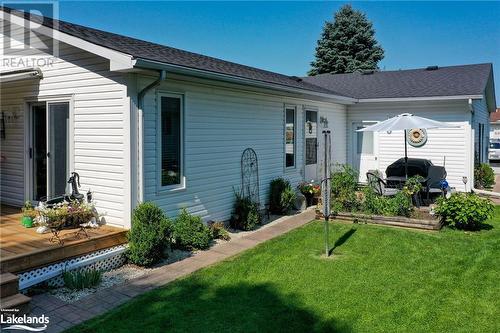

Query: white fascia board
[134,58,357,104]
[3,11,135,71]
[0,68,42,82]
[357,95,484,103]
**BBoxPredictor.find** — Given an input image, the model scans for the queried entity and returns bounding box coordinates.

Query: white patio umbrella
[357,113,457,179]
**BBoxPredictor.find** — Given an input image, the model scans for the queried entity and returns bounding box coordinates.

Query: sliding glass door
[31,101,70,201]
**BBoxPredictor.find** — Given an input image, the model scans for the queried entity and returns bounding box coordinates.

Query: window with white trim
[285,106,296,168]
[160,94,183,187]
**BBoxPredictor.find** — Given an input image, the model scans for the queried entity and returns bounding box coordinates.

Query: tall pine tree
[309,4,384,75]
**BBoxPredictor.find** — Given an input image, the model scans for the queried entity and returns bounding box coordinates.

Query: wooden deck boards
[0,204,127,273]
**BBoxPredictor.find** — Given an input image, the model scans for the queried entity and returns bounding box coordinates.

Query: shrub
[474,163,495,189]
[331,164,359,212]
[63,267,102,290]
[230,192,261,230]
[127,202,172,267]
[173,209,212,250]
[361,186,385,215]
[384,192,413,217]
[361,186,413,217]
[434,193,494,230]
[269,178,296,214]
[209,221,231,241]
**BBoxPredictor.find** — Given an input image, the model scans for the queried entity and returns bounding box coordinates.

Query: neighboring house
[489,108,500,140]
[0,8,496,229]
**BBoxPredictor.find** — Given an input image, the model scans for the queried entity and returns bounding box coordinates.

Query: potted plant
[21,201,37,228]
[298,182,321,207]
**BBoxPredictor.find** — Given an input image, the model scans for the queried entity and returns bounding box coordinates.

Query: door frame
[303,106,319,181]
[24,95,74,202]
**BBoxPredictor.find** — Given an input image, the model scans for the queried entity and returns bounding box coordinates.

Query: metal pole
[404,129,408,179]
[322,129,331,257]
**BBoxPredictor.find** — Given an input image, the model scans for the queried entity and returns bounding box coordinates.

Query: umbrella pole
[404,129,408,179]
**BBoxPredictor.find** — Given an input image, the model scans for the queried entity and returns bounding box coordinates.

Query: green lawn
[69,208,500,333]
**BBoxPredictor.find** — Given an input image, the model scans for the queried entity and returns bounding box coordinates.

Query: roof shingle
[1,7,342,96]
[301,64,493,99]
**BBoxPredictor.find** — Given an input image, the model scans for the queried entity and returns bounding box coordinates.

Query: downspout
[136,70,167,203]
[468,98,475,192]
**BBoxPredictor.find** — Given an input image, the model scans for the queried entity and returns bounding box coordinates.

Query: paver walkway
[28,209,316,333]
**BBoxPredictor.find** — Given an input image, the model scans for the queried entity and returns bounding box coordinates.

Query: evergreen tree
[309,4,384,75]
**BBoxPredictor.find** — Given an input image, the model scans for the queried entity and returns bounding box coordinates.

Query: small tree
[309,4,384,75]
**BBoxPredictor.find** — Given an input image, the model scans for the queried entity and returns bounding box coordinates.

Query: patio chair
[425,165,447,200]
[366,171,400,197]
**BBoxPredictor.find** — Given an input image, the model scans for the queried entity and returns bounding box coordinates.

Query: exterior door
[304,110,318,181]
[30,101,70,201]
[353,122,378,183]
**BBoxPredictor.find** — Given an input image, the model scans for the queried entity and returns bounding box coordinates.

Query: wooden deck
[0,205,127,273]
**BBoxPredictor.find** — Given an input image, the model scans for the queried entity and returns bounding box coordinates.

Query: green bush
[127,202,172,267]
[230,192,261,230]
[63,267,102,290]
[361,186,413,217]
[474,163,495,189]
[384,192,413,217]
[269,178,296,214]
[331,164,359,212]
[173,209,212,250]
[209,221,231,241]
[434,193,494,230]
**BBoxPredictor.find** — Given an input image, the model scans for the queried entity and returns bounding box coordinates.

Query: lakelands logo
[1,313,49,331]
[1,1,59,69]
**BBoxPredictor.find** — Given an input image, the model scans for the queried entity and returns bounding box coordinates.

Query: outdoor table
[386,176,407,188]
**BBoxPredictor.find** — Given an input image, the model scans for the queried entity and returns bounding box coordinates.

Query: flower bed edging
[316,211,443,230]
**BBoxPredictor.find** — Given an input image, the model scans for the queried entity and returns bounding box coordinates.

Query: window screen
[161,96,182,186]
[285,108,295,167]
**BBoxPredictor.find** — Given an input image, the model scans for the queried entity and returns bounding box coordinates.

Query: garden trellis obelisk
[322,129,332,257]
[241,148,260,207]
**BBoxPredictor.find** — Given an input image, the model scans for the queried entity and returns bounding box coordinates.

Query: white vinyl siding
[139,74,346,221]
[472,98,490,164]
[0,24,129,227]
[347,100,473,192]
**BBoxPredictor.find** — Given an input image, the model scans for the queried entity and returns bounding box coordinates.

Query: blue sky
[57,1,499,103]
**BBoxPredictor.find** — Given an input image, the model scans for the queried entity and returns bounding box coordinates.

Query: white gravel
[49,249,193,303]
[49,264,149,303]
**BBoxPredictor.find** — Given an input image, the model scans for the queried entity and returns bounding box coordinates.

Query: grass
[68,208,500,333]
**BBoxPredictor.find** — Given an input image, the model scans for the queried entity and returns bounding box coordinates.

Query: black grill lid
[385,158,434,178]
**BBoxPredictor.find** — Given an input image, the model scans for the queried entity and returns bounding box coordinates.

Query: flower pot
[303,193,314,207]
[21,216,33,228]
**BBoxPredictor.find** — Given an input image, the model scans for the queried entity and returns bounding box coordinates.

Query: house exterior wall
[346,100,474,191]
[471,98,490,163]
[0,25,130,228]
[138,74,346,221]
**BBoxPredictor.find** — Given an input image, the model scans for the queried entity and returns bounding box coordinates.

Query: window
[160,94,183,187]
[285,107,296,168]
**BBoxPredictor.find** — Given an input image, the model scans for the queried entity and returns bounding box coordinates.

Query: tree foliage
[309,4,384,75]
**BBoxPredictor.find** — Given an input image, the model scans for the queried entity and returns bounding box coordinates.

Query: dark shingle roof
[302,63,493,99]
[2,7,343,96]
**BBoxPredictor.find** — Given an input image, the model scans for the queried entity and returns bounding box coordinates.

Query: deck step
[0,293,31,314]
[0,273,19,298]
